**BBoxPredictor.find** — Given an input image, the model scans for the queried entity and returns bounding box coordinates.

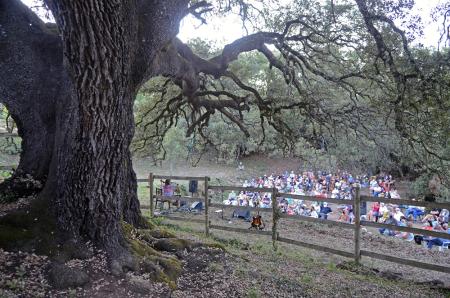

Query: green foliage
[132,1,449,194]
[0,170,12,179]
[0,105,21,155]
[410,173,450,202]
[246,287,261,298]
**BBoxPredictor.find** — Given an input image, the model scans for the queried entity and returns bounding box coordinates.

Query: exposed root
[122,221,183,289]
[0,174,43,204]
[0,198,223,292]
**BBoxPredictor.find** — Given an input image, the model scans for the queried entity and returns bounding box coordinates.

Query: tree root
[0,174,43,204]
[0,200,221,291]
[122,221,184,289]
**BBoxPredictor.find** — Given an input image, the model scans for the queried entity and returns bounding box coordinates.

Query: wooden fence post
[354,184,361,264]
[204,176,210,236]
[271,187,278,250]
[149,173,154,218]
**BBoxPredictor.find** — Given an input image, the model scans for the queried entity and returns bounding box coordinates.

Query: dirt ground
[1,156,449,297]
[134,156,450,288]
[161,217,450,297]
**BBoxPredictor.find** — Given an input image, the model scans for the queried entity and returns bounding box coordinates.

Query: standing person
[189,180,198,197]
[237,161,245,181]
[370,202,381,222]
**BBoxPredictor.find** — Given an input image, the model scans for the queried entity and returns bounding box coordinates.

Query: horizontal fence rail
[208,185,274,193]
[279,213,356,230]
[154,195,202,204]
[210,224,273,236]
[361,250,450,274]
[277,237,354,258]
[209,203,273,213]
[160,216,205,224]
[142,174,450,275]
[361,220,450,241]
[277,193,354,205]
[361,195,450,210]
[153,175,207,181]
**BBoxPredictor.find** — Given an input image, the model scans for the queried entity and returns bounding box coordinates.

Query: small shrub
[246,287,261,298]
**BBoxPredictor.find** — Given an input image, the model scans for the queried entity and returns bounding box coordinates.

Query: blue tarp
[232,209,251,221]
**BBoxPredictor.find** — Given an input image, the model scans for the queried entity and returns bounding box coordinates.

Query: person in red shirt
[370,202,381,222]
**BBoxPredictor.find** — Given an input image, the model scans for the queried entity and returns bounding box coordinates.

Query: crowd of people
[368,175,401,199]
[221,169,449,250]
[374,204,449,250]
[223,170,365,223]
[160,169,449,251]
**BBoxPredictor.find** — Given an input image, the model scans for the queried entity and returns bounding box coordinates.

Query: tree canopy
[132,0,450,195]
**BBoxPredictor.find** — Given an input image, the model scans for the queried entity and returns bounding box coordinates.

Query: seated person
[331,188,339,199]
[163,179,174,196]
[338,208,349,223]
[434,218,448,231]
[343,191,352,200]
[405,206,425,221]
[301,205,311,216]
[426,223,450,249]
[389,188,401,199]
[319,202,332,219]
[373,184,383,197]
[440,209,449,223]
[422,212,438,228]
[228,190,237,200]
[223,190,237,205]
[309,206,319,218]
[261,194,271,207]
[395,220,414,241]
[378,215,398,236]
[393,208,405,222]
[294,203,305,215]
[286,206,295,216]
[238,191,247,206]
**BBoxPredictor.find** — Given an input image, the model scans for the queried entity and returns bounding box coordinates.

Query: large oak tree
[1,0,448,276]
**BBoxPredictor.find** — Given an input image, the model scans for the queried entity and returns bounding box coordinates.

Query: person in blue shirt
[319,202,332,220]
[426,223,450,249]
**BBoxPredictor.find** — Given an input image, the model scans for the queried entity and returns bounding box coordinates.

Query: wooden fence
[138,173,450,274]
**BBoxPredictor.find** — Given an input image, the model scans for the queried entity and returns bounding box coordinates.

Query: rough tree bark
[41,0,187,265]
[0,0,62,181]
[0,0,172,227]
[2,0,188,273]
[0,0,188,275]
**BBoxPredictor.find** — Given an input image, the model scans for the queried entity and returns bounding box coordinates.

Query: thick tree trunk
[1,0,145,228]
[0,0,62,180]
[42,1,138,260]
[2,0,189,274]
